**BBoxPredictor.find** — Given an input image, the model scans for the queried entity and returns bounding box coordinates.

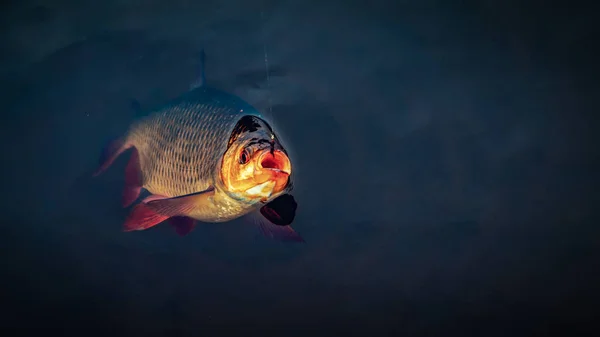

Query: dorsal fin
[130,99,144,117]
[190,49,206,90]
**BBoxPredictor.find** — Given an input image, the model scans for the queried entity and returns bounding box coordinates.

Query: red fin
[144,187,215,216]
[92,138,130,177]
[123,203,170,232]
[122,147,142,208]
[246,209,304,243]
[123,188,213,233]
[169,216,196,236]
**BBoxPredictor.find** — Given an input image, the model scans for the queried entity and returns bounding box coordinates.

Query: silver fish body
[94,53,301,241]
[128,87,261,197]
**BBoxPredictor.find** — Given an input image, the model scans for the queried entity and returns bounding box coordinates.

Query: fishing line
[260,2,273,116]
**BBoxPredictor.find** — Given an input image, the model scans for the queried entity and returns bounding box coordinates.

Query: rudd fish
[93,51,303,242]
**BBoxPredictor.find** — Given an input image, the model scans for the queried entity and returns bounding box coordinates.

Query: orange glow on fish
[220,142,292,202]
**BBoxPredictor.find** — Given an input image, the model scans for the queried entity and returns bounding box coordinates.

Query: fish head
[220,115,292,203]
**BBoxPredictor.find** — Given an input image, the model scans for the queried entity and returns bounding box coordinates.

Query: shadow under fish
[92,50,303,243]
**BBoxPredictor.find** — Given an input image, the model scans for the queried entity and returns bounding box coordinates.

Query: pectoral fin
[123,203,169,232]
[123,187,215,232]
[190,49,206,90]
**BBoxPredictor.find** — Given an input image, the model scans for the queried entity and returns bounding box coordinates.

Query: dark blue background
[1,0,598,335]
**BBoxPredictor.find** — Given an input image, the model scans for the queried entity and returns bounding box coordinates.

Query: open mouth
[259,150,291,175]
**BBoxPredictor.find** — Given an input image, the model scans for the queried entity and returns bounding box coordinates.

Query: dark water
[1,0,598,336]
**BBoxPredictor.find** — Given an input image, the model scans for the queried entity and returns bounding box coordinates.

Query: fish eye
[239,148,250,164]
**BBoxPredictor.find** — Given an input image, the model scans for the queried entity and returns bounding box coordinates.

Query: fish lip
[263,167,291,175]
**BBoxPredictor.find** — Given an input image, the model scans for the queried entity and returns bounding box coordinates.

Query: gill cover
[221,115,292,202]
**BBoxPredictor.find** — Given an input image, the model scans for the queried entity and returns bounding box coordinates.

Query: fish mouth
[259,150,291,175]
[257,150,291,194]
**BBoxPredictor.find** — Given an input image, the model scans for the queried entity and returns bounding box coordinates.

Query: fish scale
[125,87,262,198]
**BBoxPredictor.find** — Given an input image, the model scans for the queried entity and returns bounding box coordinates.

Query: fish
[93,50,303,242]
